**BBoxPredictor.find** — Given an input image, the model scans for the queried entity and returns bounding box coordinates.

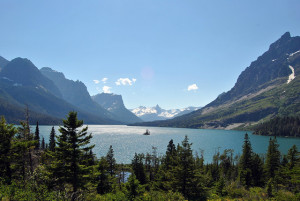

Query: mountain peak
[0,56,9,69]
[0,57,62,98]
[269,31,293,50]
[280,32,291,40]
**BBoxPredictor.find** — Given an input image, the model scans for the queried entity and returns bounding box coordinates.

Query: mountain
[40,67,119,122]
[132,32,300,129]
[0,56,9,70]
[0,58,119,124]
[130,105,201,121]
[1,58,62,98]
[92,93,142,123]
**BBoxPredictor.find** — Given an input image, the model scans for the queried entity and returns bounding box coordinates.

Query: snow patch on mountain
[131,105,201,121]
[287,65,295,84]
[290,50,300,57]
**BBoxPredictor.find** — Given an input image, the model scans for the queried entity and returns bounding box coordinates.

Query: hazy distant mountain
[0,56,9,70]
[40,67,117,121]
[133,32,300,129]
[130,105,201,121]
[92,93,142,123]
[1,58,62,98]
[0,58,119,124]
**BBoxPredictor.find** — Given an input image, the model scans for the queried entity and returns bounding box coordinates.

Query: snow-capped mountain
[130,105,201,122]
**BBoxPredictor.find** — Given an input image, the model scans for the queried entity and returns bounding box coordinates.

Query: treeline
[0,112,300,200]
[254,116,300,137]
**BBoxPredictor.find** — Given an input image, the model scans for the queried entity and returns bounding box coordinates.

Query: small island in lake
[143,129,150,135]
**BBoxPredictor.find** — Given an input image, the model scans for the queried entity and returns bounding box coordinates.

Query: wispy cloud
[102,78,108,83]
[103,86,111,93]
[188,84,198,91]
[115,78,137,86]
[93,80,100,84]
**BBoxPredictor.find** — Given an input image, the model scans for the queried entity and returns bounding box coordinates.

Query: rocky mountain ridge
[132,32,300,129]
[92,93,142,123]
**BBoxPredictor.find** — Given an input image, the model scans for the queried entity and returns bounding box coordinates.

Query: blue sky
[1,0,300,109]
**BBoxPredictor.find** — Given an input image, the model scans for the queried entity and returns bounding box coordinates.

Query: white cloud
[102,78,108,83]
[188,84,198,91]
[103,86,111,93]
[115,78,136,86]
[93,80,100,84]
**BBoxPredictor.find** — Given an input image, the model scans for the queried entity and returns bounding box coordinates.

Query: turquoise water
[37,125,300,164]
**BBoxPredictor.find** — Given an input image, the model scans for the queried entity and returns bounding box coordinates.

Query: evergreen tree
[132,153,147,185]
[13,120,36,180]
[126,174,144,201]
[216,177,225,196]
[106,145,116,176]
[41,137,45,150]
[287,145,298,169]
[165,139,177,168]
[239,133,253,187]
[97,157,111,194]
[50,111,95,196]
[0,116,17,184]
[49,126,56,152]
[34,121,40,150]
[175,135,196,198]
[251,153,264,187]
[265,137,281,179]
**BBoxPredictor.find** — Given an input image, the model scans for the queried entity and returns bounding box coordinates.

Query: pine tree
[251,153,264,187]
[49,126,56,152]
[0,116,17,184]
[97,157,111,194]
[175,135,196,198]
[126,174,143,201]
[34,121,40,150]
[165,139,177,168]
[239,133,253,187]
[287,145,298,169]
[265,137,281,179]
[132,153,147,185]
[50,111,95,196]
[41,137,45,150]
[106,145,116,176]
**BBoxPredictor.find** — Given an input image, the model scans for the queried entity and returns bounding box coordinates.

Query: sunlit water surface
[38,125,300,164]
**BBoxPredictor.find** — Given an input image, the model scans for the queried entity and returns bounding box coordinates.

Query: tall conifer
[106,145,116,176]
[239,133,253,187]
[50,111,95,197]
[34,121,40,150]
[0,116,17,184]
[49,126,56,152]
[265,137,281,179]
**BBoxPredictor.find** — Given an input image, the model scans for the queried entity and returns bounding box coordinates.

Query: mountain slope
[92,93,142,123]
[0,56,9,70]
[132,32,300,129]
[0,58,119,124]
[40,67,119,122]
[1,58,62,98]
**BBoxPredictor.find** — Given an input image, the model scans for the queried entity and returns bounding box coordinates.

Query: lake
[37,125,300,164]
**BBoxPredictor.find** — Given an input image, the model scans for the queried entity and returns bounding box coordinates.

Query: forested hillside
[0,113,299,200]
[254,116,300,137]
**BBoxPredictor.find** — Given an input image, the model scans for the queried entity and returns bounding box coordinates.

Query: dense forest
[254,116,300,137]
[0,112,299,200]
